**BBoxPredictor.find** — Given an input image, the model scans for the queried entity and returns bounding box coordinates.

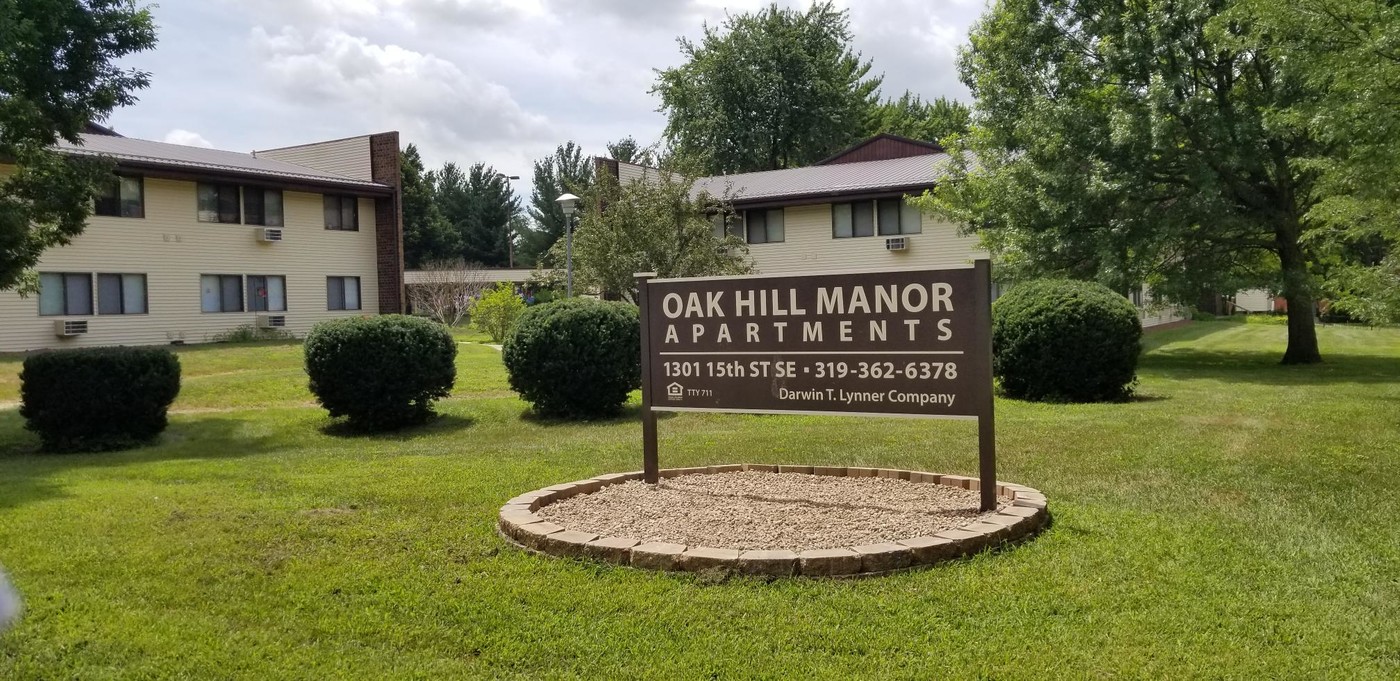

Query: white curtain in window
[765,209,784,242]
[344,278,361,310]
[200,275,221,312]
[901,200,923,234]
[38,273,64,315]
[832,203,853,238]
[267,276,286,311]
[123,274,147,313]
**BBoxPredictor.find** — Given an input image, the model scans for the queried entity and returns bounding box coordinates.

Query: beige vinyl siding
[255,136,372,181]
[0,174,379,352]
[745,202,986,274]
[1234,288,1274,313]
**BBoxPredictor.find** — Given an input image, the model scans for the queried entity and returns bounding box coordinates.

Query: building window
[1130,287,1145,307]
[745,209,785,244]
[97,273,147,315]
[711,213,743,240]
[243,188,284,227]
[246,275,287,312]
[38,272,93,316]
[197,183,241,223]
[327,276,361,311]
[833,199,921,238]
[200,274,244,312]
[94,175,144,218]
[832,201,875,238]
[324,195,359,231]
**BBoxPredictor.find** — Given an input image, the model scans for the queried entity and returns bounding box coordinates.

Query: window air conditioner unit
[885,237,908,251]
[54,319,88,337]
[259,227,284,243]
[257,314,287,329]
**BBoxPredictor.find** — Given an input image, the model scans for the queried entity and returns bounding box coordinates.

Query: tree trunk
[1276,223,1322,365]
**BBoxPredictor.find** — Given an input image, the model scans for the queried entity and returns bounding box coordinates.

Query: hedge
[20,346,181,452]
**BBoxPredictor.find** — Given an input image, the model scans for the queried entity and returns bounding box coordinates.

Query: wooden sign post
[637,261,996,511]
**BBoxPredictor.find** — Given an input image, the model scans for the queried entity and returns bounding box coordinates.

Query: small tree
[555,168,753,301]
[472,282,526,342]
[408,259,487,327]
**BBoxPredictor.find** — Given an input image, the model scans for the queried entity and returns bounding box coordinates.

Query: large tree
[869,93,972,144]
[523,141,592,262]
[460,163,520,268]
[400,144,458,268]
[559,168,752,301]
[605,136,656,166]
[653,1,881,174]
[926,0,1332,364]
[0,0,156,292]
[1228,0,1400,324]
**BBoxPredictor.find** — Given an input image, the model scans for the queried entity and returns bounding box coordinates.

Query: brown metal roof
[54,134,389,191]
[693,153,955,205]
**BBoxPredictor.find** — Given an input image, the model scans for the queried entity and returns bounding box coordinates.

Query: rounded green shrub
[304,315,457,430]
[502,299,640,419]
[20,346,181,452]
[992,279,1143,402]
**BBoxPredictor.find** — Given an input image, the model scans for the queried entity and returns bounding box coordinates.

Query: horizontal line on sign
[650,407,979,421]
[658,351,965,356]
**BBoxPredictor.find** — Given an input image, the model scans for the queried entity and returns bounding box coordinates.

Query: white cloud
[250,27,555,169]
[162,129,214,147]
[108,0,984,180]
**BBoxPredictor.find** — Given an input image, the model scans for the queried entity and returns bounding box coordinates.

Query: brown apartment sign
[636,260,998,510]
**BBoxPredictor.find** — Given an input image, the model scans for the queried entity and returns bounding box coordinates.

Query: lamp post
[555,193,580,297]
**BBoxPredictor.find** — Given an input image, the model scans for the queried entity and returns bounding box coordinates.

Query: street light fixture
[556,193,581,297]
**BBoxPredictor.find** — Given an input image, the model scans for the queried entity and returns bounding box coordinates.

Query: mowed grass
[1,323,1398,678]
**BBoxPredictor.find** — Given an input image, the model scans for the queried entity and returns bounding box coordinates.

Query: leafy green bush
[992,279,1142,402]
[20,346,181,452]
[502,299,640,419]
[304,315,457,430]
[472,282,526,342]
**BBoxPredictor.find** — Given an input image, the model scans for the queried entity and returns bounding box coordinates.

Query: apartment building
[597,134,1187,328]
[0,128,405,353]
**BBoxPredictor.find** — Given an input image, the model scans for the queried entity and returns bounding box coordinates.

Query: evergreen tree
[524,142,592,263]
[400,144,457,268]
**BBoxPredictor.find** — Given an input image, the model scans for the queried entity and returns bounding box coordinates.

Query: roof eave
[84,156,394,196]
[716,182,940,209]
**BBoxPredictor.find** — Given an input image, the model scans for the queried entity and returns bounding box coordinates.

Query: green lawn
[1,323,1398,678]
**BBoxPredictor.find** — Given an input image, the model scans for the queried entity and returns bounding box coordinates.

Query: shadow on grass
[318,413,476,440]
[518,404,676,427]
[1142,350,1399,385]
[0,413,290,511]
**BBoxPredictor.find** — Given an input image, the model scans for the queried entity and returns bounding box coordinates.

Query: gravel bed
[537,471,1008,551]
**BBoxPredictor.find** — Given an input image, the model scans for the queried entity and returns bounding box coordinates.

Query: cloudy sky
[108,0,987,188]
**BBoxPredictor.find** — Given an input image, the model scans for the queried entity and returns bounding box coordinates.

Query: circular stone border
[497,464,1049,578]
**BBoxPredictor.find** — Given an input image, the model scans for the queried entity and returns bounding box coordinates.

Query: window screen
[324,196,358,231]
[94,176,144,218]
[198,184,240,223]
[244,189,284,227]
[878,199,903,236]
[201,275,244,312]
[247,275,287,312]
[328,276,362,310]
[39,272,93,316]
[97,274,147,315]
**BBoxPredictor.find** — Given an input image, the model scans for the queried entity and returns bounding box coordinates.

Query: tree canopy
[523,142,592,263]
[653,1,881,174]
[560,168,752,301]
[923,0,1344,364]
[868,93,971,145]
[401,144,457,269]
[1228,0,1400,324]
[0,0,157,292]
